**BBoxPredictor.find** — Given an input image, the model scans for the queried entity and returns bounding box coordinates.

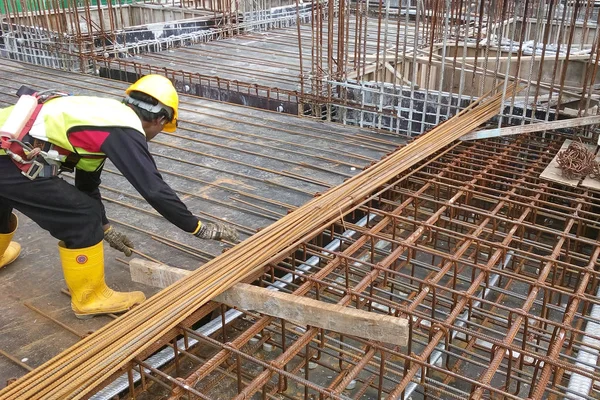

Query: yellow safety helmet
[125,74,179,133]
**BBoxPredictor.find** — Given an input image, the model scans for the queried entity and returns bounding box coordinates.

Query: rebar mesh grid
[94,131,600,400]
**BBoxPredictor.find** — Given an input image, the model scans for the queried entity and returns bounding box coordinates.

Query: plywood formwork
[0,58,405,392]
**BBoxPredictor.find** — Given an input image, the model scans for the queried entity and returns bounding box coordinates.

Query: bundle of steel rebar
[0,84,516,400]
[556,139,597,180]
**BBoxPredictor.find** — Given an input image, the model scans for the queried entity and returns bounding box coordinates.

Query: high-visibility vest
[0,96,145,172]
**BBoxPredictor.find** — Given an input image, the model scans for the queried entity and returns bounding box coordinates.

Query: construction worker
[0,75,239,319]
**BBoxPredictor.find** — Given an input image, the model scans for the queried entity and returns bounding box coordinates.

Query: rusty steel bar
[470,201,584,398]
[387,146,550,397]
[83,128,600,399]
[3,3,600,399]
[229,132,525,399]
[0,349,33,372]
[529,234,600,399]
[167,140,469,398]
[23,303,86,339]
[7,0,597,129]
[5,108,600,400]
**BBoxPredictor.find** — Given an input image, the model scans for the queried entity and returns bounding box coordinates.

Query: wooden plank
[129,259,409,346]
[216,282,409,346]
[460,115,600,141]
[129,258,190,288]
[581,154,600,190]
[540,140,597,187]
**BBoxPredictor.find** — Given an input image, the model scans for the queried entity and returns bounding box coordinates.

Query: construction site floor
[0,59,406,388]
[100,18,406,92]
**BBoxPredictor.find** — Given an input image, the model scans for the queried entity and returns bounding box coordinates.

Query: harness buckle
[21,160,44,180]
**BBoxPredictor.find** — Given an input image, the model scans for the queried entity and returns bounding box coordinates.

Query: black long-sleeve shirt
[72,126,199,233]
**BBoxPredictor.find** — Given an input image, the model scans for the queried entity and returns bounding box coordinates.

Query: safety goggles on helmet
[123,95,174,122]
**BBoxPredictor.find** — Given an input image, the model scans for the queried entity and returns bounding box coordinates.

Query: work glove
[194,221,239,243]
[104,226,134,256]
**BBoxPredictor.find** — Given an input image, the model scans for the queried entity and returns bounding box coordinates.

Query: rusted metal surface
[0,59,404,397]
[71,128,600,400]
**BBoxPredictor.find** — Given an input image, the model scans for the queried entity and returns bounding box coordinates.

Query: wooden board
[217,283,409,346]
[539,140,597,187]
[129,259,190,288]
[130,259,409,346]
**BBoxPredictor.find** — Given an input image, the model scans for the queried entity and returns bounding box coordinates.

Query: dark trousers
[0,156,104,248]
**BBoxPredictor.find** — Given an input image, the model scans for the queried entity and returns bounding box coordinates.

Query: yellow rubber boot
[58,240,146,319]
[0,213,21,269]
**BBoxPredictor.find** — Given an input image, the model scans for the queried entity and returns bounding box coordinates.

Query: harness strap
[3,93,107,179]
[26,136,82,173]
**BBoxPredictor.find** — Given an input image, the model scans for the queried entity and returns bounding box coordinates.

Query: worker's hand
[194,221,239,243]
[103,226,134,256]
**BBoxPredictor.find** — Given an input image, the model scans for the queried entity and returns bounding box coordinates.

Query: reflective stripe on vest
[0,96,145,171]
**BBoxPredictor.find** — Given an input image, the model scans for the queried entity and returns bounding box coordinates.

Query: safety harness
[0,87,81,180]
